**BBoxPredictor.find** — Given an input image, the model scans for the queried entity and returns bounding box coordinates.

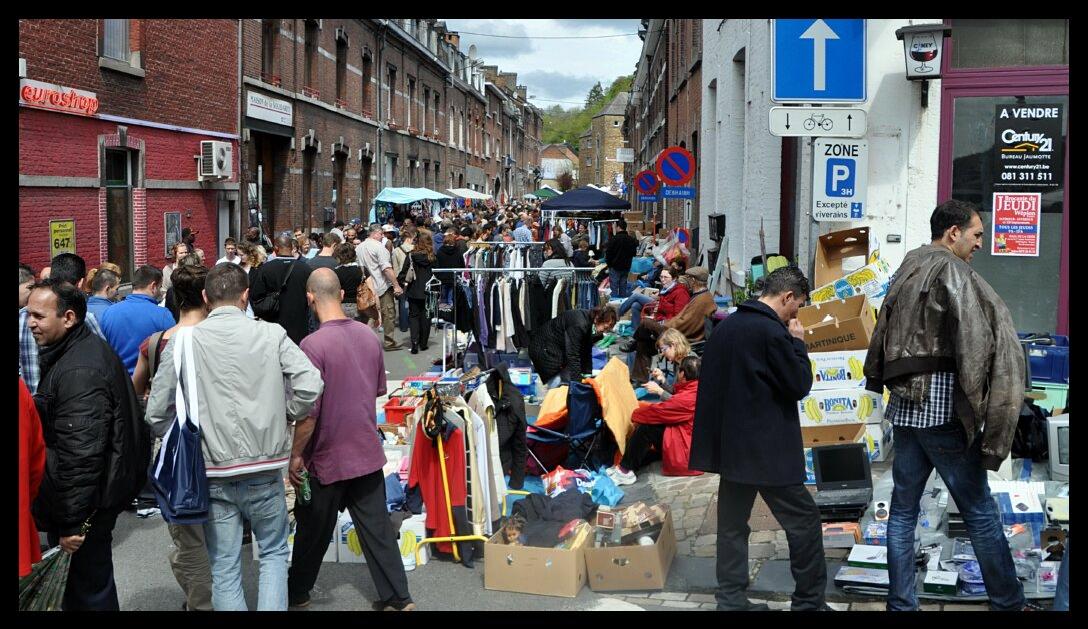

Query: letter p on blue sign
[826,158,855,197]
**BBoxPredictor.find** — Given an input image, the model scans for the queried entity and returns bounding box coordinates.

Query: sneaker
[288,592,311,608]
[384,343,404,352]
[717,600,770,611]
[606,466,636,486]
[375,599,416,611]
[617,339,637,353]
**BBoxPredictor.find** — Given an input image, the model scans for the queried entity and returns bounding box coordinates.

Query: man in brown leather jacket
[865,199,1026,611]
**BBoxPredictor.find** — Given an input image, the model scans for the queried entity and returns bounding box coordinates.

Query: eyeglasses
[658,343,673,353]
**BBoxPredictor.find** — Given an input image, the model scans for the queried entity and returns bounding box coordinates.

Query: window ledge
[99,56,145,78]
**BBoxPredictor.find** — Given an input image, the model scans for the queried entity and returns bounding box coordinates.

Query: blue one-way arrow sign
[772,19,866,103]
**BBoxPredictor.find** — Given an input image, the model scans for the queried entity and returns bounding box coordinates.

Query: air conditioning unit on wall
[199,141,232,180]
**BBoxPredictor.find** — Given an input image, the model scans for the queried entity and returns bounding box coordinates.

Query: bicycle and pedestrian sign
[768,106,867,137]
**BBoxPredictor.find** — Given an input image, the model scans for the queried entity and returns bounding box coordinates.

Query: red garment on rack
[408,427,467,553]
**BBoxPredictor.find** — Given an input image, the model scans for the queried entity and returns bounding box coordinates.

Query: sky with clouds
[442,19,643,111]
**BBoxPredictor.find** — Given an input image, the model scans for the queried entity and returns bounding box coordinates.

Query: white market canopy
[373,187,452,204]
[446,188,492,201]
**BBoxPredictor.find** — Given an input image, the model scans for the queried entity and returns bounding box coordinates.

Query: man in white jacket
[147,263,324,611]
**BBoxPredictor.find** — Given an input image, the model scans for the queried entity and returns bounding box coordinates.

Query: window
[102,19,129,62]
[434,93,441,137]
[387,66,397,123]
[950,19,1068,69]
[384,153,396,187]
[104,148,134,282]
[449,106,455,141]
[335,36,348,104]
[361,53,373,115]
[459,109,464,150]
[261,20,277,83]
[585,157,593,167]
[485,132,490,158]
[407,77,415,129]
[304,20,319,93]
[422,87,430,134]
[332,149,345,217]
[302,147,315,230]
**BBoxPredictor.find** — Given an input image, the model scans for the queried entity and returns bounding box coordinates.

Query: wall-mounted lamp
[895,24,952,108]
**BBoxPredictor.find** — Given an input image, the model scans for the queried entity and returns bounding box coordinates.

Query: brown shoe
[381,600,416,611]
[384,343,403,351]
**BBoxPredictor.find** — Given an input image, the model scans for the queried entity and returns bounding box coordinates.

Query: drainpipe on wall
[376,20,387,224]
[235,18,243,249]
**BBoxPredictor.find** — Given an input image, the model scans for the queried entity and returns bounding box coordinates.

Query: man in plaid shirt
[865,201,1027,611]
[20,253,106,393]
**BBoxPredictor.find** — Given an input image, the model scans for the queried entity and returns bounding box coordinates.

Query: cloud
[445,19,535,60]
[520,71,599,100]
[553,19,641,32]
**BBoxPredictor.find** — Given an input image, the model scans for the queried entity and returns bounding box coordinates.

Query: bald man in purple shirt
[286,268,415,611]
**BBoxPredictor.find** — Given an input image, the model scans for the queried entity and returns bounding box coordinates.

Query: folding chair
[526,381,603,472]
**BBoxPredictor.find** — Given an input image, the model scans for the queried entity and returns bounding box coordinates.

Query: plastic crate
[383,397,422,426]
[1030,382,1068,413]
[1019,334,1069,384]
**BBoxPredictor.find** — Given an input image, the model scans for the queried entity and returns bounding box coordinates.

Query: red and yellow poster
[991,192,1041,257]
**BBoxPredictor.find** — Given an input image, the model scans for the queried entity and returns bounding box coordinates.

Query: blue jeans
[1054,536,1069,611]
[609,269,630,299]
[619,293,654,329]
[398,293,410,332]
[887,422,1025,611]
[203,470,291,611]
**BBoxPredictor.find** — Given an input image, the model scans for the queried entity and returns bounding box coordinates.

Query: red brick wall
[19,187,100,273]
[19,19,237,135]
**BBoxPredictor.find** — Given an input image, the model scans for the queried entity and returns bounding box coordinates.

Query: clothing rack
[431,267,597,272]
[469,241,547,246]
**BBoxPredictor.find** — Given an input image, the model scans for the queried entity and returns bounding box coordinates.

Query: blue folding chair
[526,381,603,472]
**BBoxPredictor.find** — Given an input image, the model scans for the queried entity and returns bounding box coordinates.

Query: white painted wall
[701,18,944,285]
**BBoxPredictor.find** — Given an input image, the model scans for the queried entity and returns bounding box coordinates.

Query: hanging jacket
[486,363,528,489]
[528,308,596,383]
[631,378,702,476]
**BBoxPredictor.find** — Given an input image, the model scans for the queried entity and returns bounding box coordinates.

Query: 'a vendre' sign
[20,79,99,116]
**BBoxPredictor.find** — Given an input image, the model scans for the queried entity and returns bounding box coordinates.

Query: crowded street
[19,18,1069,614]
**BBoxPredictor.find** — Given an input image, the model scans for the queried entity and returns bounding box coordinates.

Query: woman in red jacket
[20,377,46,577]
[642,268,691,325]
[606,356,704,485]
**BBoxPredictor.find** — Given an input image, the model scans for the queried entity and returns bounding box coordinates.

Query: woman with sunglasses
[643,328,691,400]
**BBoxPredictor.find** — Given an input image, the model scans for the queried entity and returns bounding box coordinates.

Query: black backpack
[252,259,297,320]
[1011,400,1050,462]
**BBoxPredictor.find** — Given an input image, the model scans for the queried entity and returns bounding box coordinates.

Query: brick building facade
[624,19,702,232]
[19,19,239,279]
[577,92,628,191]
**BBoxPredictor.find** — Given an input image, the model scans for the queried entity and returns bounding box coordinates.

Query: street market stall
[370,187,453,224]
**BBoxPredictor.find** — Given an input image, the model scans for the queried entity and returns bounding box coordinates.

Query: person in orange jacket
[20,377,46,577]
[606,356,703,485]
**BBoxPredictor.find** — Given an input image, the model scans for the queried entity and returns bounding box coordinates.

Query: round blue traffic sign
[635,170,660,195]
[656,146,696,186]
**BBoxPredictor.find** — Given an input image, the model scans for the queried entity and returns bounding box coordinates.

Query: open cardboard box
[811,227,892,307]
[484,528,589,598]
[798,295,875,353]
[584,508,677,592]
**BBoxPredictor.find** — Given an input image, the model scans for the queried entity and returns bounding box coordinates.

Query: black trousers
[47,508,121,611]
[496,410,528,490]
[620,424,666,471]
[288,470,411,606]
[715,477,826,610]
[407,297,430,348]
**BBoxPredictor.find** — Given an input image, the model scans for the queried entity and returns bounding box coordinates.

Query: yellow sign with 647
[49,220,75,259]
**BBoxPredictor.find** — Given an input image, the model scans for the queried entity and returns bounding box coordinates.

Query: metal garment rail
[430,267,597,272]
[467,240,547,246]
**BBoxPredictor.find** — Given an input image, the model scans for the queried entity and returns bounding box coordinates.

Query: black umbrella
[539,186,631,211]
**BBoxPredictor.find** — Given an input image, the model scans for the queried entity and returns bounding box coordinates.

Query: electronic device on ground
[813,443,873,520]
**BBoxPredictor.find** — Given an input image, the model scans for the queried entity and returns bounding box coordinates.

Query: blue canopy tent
[538,185,631,212]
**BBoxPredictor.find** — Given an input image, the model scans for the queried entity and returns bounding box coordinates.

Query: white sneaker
[606,466,636,486]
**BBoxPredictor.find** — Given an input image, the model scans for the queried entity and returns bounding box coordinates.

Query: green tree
[584,82,604,110]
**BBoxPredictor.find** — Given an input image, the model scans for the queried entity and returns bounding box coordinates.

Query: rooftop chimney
[445,32,460,48]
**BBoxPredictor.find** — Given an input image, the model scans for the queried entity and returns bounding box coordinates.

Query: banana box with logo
[337,510,367,564]
[809,350,868,391]
[864,420,894,462]
[798,387,884,427]
[797,295,875,354]
[811,227,892,309]
[398,513,430,570]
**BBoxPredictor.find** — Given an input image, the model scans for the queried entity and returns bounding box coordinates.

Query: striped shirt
[886,371,955,429]
[19,308,106,394]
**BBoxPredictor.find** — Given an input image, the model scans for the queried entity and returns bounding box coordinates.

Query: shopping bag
[18,547,71,611]
[150,327,209,524]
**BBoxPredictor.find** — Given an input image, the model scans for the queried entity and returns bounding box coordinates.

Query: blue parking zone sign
[813,138,867,222]
[773,19,866,103]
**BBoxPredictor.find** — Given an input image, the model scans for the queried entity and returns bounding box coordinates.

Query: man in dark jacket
[434,226,466,303]
[690,266,828,612]
[864,200,1026,611]
[605,220,638,298]
[529,306,618,387]
[27,279,151,610]
[251,235,314,345]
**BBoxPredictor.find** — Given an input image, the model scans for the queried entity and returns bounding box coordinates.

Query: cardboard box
[995,491,1046,528]
[833,566,889,588]
[584,509,677,592]
[484,529,589,598]
[864,420,894,462]
[337,510,366,564]
[847,544,888,570]
[252,519,337,563]
[802,424,867,484]
[924,570,959,595]
[812,227,892,308]
[809,350,868,390]
[798,295,875,353]
[398,514,430,569]
[822,522,862,548]
[1037,561,1061,593]
[798,387,884,427]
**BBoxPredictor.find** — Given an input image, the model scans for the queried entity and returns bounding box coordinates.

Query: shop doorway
[104,148,135,282]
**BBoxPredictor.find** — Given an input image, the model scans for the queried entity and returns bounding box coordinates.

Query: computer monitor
[813,443,872,491]
[1047,414,1069,481]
